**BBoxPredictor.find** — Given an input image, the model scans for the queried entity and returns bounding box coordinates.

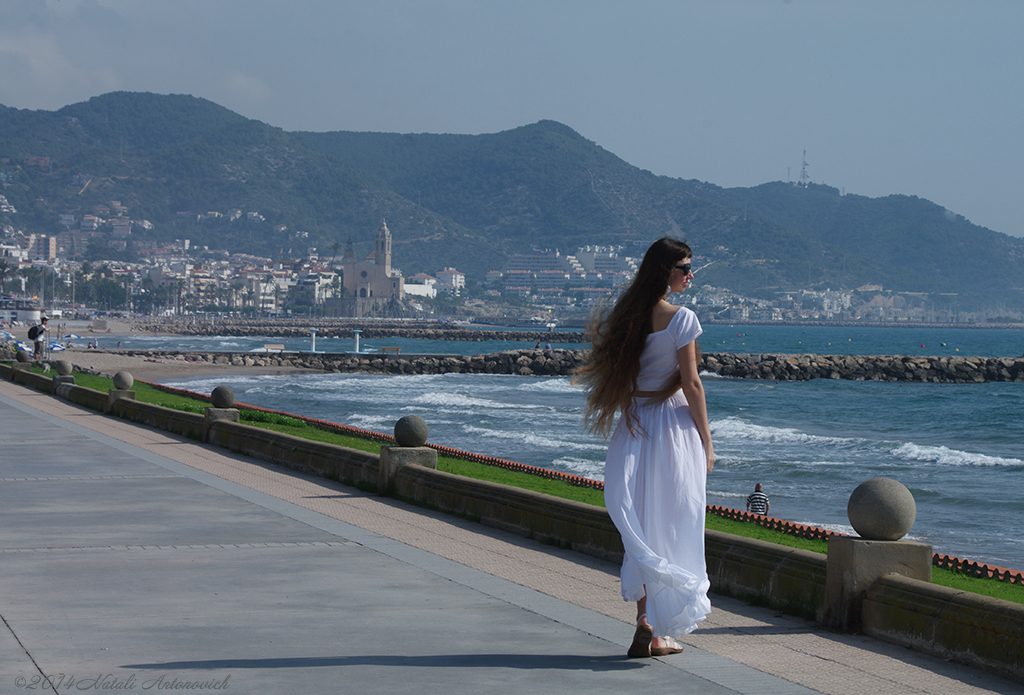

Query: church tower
[375,219,392,276]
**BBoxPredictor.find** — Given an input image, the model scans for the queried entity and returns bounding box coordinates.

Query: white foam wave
[711,416,857,448]
[891,442,1023,468]
[460,424,606,452]
[346,415,391,430]
[551,457,605,481]
[513,377,582,394]
[409,390,547,410]
[707,490,749,500]
[801,521,856,536]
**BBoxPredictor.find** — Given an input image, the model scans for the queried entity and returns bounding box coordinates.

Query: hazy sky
[3,0,1023,237]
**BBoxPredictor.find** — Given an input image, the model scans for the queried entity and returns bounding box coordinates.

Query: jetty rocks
[117,348,1024,383]
[705,353,1024,382]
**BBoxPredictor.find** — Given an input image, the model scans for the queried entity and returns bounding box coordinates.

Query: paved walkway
[0,379,1018,694]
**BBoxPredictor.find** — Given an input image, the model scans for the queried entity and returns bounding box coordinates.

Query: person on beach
[574,237,714,659]
[746,483,770,515]
[31,317,49,359]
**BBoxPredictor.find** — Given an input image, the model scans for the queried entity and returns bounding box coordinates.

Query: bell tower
[375,219,392,276]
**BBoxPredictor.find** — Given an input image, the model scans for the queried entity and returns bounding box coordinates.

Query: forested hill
[2,92,1023,308]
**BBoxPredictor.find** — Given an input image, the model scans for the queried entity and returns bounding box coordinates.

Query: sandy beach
[55,349,314,383]
[7,319,313,383]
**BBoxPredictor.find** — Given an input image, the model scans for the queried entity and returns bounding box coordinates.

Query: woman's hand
[705,448,715,474]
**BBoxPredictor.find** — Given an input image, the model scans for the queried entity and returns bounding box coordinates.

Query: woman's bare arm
[677,341,714,474]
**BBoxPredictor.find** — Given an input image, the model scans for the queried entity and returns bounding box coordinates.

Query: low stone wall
[112,348,1024,382]
[113,398,206,441]
[863,574,1024,680]
[392,464,622,561]
[208,420,380,491]
[705,531,828,621]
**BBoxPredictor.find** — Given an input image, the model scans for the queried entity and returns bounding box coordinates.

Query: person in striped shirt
[746,483,770,515]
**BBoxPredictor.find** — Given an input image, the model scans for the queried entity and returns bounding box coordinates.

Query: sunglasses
[674,263,692,274]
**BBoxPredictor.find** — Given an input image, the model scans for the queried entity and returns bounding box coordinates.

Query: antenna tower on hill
[799,150,810,188]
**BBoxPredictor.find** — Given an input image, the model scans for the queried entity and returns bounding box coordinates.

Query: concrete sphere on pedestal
[211,385,235,409]
[16,350,31,363]
[847,478,916,541]
[113,371,134,390]
[54,360,73,376]
[394,415,428,447]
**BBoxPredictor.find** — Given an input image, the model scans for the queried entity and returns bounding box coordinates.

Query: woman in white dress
[575,237,715,658]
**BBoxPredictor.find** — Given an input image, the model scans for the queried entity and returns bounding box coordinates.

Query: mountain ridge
[2,92,1022,310]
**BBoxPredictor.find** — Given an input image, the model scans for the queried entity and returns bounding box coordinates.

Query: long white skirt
[604,392,711,638]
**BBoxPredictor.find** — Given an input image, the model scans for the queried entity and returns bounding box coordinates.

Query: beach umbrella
[0,331,12,339]
[48,342,66,352]
[64,334,82,339]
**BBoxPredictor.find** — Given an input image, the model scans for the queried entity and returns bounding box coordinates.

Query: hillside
[2,92,1023,309]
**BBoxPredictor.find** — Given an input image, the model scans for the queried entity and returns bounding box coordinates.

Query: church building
[328,219,405,317]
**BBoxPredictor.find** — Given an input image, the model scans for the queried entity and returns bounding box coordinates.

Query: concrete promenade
[0,379,1018,694]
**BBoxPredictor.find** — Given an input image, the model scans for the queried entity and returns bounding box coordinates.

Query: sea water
[114,324,1022,570]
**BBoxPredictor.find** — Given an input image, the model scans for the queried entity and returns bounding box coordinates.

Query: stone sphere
[848,478,916,541]
[394,415,429,447]
[15,349,31,363]
[211,385,235,408]
[54,360,73,376]
[113,371,134,390]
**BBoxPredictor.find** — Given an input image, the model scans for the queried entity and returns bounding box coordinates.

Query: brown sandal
[651,636,684,657]
[627,614,654,658]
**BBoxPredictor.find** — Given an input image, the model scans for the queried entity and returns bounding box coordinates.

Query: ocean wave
[711,416,858,448]
[550,456,605,481]
[515,377,581,394]
[802,521,856,536]
[410,391,542,410]
[891,442,1023,468]
[707,489,749,500]
[345,414,391,430]
[460,424,606,452]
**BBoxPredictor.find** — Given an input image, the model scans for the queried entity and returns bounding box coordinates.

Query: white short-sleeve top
[635,306,703,392]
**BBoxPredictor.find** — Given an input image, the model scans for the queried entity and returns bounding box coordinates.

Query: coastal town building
[435,267,465,296]
[326,219,405,317]
[404,273,439,299]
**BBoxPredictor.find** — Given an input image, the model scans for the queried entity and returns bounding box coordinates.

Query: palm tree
[272,283,284,315]
[176,278,186,315]
[329,241,340,270]
[329,274,344,299]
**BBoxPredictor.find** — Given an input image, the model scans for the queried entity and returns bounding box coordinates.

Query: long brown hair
[574,237,692,437]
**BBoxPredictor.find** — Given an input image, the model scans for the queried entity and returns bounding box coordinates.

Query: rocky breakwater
[705,353,1024,383]
[118,349,1024,382]
[120,348,589,377]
